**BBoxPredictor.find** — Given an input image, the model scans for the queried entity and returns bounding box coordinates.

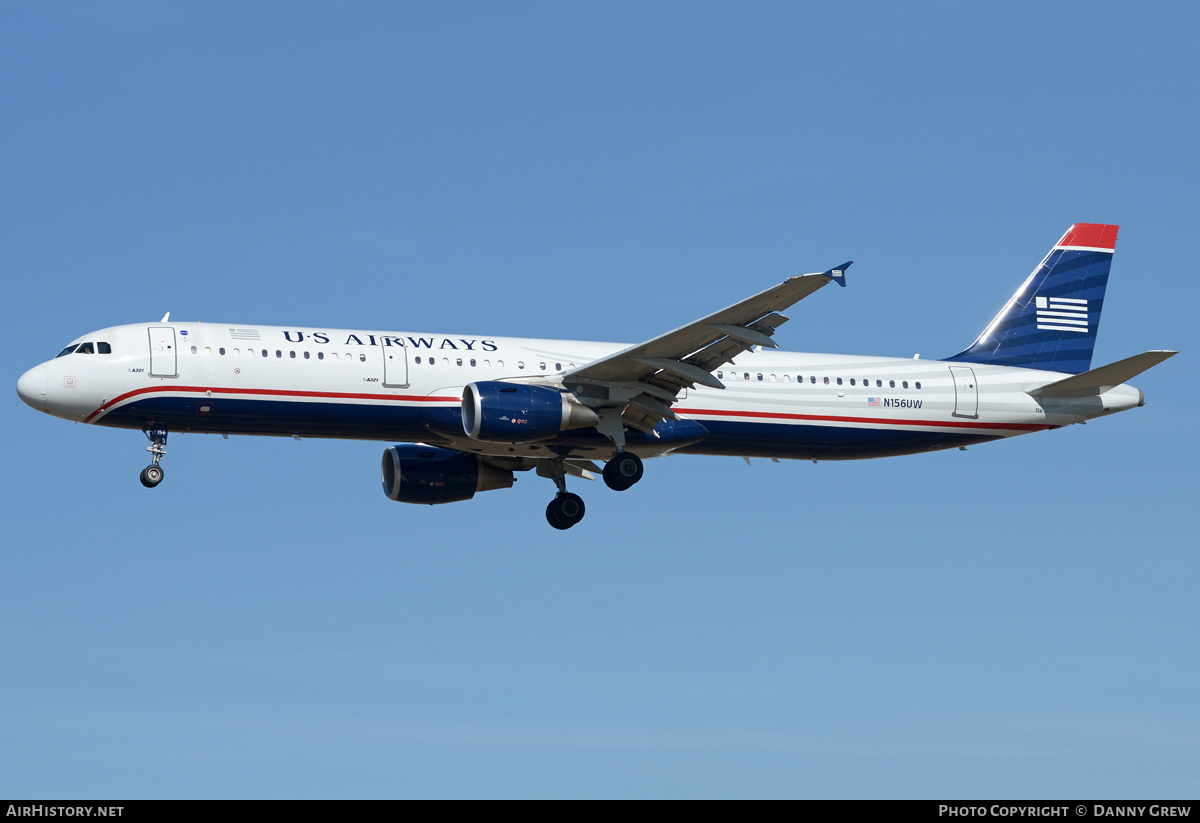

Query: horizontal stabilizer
[1027,350,1178,398]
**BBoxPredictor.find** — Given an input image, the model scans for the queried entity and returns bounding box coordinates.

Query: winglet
[825,261,852,287]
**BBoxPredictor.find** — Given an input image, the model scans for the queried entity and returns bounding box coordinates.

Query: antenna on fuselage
[161,312,170,322]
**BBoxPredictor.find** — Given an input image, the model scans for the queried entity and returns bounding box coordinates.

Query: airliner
[16,223,1176,529]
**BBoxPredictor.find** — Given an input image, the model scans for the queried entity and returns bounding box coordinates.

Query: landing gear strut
[140,426,168,488]
[603,451,643,491]
[542,457,586,530]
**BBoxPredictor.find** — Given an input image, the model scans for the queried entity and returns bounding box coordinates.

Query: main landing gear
[602,451,643,491]
[140,426,168,488]
[546,491,586,531]
[595,408,644,492]
[540,450,645,530]
[542,458,585,530]
[539,409,646,529]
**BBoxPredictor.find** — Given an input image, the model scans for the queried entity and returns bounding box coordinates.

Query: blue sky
[2,1,1197,798]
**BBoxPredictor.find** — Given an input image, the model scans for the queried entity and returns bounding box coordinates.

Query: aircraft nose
[16,364,48,410]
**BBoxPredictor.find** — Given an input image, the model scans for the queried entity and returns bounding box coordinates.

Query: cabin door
[148,327,178,377]
[383,343,409,388]
[949,366,978,418]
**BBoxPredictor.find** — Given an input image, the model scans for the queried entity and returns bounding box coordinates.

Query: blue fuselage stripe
[97,396,1005,460]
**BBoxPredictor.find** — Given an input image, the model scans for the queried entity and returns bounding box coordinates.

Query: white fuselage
[17,321,1143,463]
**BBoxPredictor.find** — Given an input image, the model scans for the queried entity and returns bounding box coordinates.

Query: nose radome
[16,364,48,410]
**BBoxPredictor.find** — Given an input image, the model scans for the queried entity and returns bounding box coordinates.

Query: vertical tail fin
[946,223,1117,374]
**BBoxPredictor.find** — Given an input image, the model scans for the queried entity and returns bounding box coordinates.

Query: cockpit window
[55,344,78,358]
[75,342,95,354]
[98,342,111,354]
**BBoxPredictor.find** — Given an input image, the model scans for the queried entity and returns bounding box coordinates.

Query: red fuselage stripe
[672,406,1052,432]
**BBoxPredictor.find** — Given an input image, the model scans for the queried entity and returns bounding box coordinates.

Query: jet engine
[461,381,598,444]
[381,445,514,505]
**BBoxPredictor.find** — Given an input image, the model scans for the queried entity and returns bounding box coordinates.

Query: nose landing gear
[140,426,168,488]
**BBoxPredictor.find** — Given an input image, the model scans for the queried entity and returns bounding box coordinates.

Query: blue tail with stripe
[946,223,1117,375]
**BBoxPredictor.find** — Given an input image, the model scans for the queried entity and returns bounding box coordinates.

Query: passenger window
[360,354,367,363]
[836,377,843,385]
[415,356,421,364]
[889,380,895,388]
[276,350,282,358]
[190,346,198,354]
[98,342,111,354]
[876,380,882,387]
[717,372,723,379]
[233,348,240,356]
[850,378,856,386]
[518,361,525,370]
[290,351,296,359]
[823,377,830,385]
[470,359,477,367]
[915,381,922,389]
[304,351,310,360]
[902,380,908,388]
[318,352,324,360]
[810,376,816,384]
[539,362,546,371]
[456,358,463,366]
[555,363,561,371]
[205,347,212,355]
[743,373,749,381]
[497,360,504,368]
[219,347,226,356]
[757,374,763,381]
[262,349,268,358]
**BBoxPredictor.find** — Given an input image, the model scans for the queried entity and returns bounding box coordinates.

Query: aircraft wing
[561,263,851,433]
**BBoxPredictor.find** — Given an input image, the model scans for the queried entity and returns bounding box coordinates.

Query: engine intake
[462,381,598,444]
[381,445,514,505]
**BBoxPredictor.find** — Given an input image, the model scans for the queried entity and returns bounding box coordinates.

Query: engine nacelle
[381,445,514,505]
[461,381,599,444]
